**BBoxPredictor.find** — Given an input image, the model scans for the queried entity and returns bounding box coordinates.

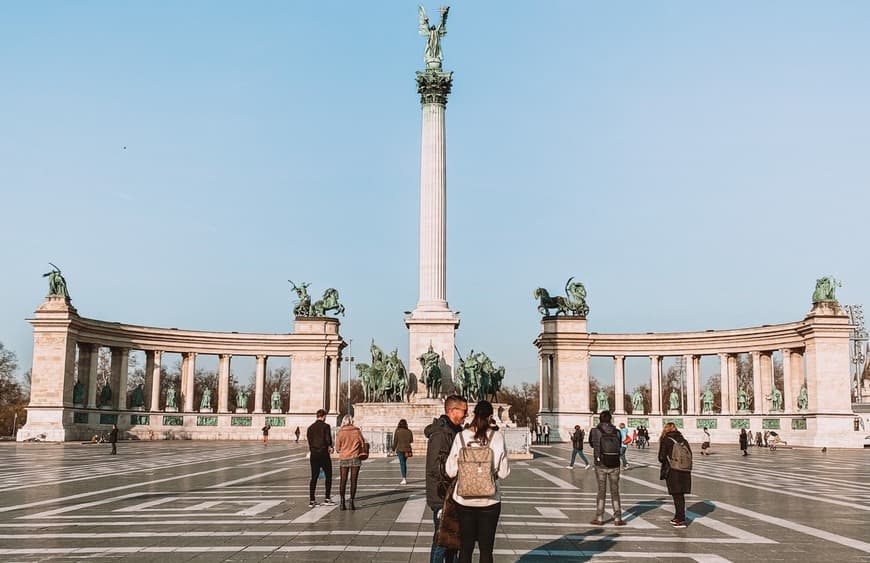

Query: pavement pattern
[0,439,868,562]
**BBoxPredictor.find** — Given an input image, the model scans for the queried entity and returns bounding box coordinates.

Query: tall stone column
[329,355,341,416]
[692,355,702,412]
[751,351,763,414]
[719,353,731,415]
[684,354,696,415]
[760,352,774,413]
[146,350,161,411]
[613,356,625,414]
[87,345,99,409]
[110,347,129,410]
[406,68,460,392]
[182,352,196,412]
[254,355,266,413]
[650,355,662,414]
[218,354,231,413]
[781,349,793,413]
[76,344,93,405]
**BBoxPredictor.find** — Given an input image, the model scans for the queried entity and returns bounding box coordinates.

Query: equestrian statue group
[357,341,409,403]
[455,349,505,402]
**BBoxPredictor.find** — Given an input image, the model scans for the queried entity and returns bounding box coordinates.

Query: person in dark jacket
[306,409,335,508]
[392,419,414,485]
[739,428,749,456]
[588,410,625,526]
[109,424,119,455]
[658,422,692,528]
[567,425,589,469]
[425,394,467,563]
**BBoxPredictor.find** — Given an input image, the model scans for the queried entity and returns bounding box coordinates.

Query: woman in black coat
[738,428,749,456]
[658,422,692,528]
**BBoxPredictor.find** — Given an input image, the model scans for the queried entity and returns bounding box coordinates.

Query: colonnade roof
[538,319,813,356]
[50,314,345,357]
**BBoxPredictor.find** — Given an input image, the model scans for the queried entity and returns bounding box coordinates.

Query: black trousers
[457,502,501,563]
[308,451,332,501]
[672,493,686,520]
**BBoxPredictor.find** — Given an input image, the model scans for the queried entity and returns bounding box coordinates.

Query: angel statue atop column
[419,5,449,70]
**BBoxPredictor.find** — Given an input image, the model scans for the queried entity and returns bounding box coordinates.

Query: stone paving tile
[0,441,868,561]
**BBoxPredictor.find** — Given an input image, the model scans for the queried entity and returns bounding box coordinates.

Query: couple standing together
[425,397,510,563]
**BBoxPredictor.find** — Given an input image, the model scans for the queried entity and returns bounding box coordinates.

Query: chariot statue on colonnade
[289,280,345,317]
[534,277,589,317]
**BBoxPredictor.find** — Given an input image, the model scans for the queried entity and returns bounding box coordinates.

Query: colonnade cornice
[64,316,344,357]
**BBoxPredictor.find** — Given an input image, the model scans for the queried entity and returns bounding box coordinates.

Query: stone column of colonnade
[254,356,266,413]
[650,355,662,414]
[613,356,625,414]
[181,352,196,412]
[684,354,697,414]
[751,351,763,414]
[144,350,161,411]
[218,354,231,413]
[692,355,701,413]
[110,347,130,410]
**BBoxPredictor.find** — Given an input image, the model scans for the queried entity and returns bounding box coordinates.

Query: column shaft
[148,351,162,411]
[613,356,625,414]
[781,349,793,413]
[719,353,731,415]
[650,356,662,415]
[751,351,762,414]
[182,353,196,412]
[86,346,99,409]
[76,344,92,405]
[111,347,129,410]
[685,355,696,415]
[254,356,266,413]
[418,102,448,308]
[218,354,231,413]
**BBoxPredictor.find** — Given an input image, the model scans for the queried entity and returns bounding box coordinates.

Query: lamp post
[345,339,354,415]
[844,305,867,403]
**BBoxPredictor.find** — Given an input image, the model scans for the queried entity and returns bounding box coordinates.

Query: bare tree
[499,382,539,427]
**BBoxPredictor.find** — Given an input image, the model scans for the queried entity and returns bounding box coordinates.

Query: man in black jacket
[425,394,467,563]
[306,409,335,508]
[588,410,625,526]
[109,424,119,455]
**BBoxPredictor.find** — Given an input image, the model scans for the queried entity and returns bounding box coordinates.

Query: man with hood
[425,394,467,563]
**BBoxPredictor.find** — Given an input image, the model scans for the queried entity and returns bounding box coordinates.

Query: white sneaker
[322,498,336,506]
[584,464,591,469]
[566,465,574,469]
[400,479,407,485]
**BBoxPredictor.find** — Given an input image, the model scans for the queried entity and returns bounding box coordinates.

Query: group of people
[587,411,692,529]
[530,422,550,445]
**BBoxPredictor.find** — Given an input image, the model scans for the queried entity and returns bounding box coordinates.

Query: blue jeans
[569,448,589,467]
[431,507,458,563]
[398,451,408,479]
[619,446,628,467]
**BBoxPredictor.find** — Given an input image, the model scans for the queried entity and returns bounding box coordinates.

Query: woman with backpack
[444,400,510,563]
[658,422,692,528]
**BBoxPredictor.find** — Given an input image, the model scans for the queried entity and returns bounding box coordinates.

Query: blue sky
[1,2,868,391]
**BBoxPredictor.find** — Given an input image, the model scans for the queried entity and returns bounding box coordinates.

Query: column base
[165,407,178,413]
[235,408,248,414]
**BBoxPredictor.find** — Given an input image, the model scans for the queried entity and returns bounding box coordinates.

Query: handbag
[359,441,370,461]
[406,448,413,458]
[435,481,460,550]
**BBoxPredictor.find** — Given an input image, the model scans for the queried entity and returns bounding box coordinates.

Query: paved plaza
[0,440,867,562]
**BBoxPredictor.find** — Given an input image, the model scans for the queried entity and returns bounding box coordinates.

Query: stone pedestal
[165,407,178,413]
[667,409,681,416]
[235,408,248,414]
[631,409,645,416]
[270,408,283,414]
[200,408,213,414]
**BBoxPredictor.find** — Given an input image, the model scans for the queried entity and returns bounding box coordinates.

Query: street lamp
[345,339,354,415]
[844,305,867,403]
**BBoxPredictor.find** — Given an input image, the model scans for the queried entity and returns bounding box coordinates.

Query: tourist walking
[392,418,414,485]
[543,423,551,445]
[739,428,749,456]
[335,416,366,510]
[658,422,692,528]
[109,424,119,455]
[261,423,271,446]
[588,410,625,526]
[567,425,590,469]
[294,426,300,443]
[426,394,467,563]
[445,400,510,563]
[700,427,711,455]
[306,409,335,508]
[618,422,630,468]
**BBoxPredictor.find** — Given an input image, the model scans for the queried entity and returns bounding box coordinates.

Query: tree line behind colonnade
[0,342,28,436]
[590,353,785,413]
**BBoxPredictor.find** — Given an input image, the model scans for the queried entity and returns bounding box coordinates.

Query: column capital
[614,354,625,361]
[416,70,453,105]
[256,355,267,361]
[220,353,232,360]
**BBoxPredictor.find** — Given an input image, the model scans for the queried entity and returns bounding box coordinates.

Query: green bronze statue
[535,277,589,317]
[797,384,808,410]
[289,280,312,317]
[311,288,345,316]
[418,344,442,399]
[43,263,70,299]
[595,389,609,413]
[812,276,840,304]
[737,387,749,411]
[701,388,714,414]
[100,382,112,407]
[200,387,212,410]
[271,390,281,411]
[73,380,85,405]
[165,384,177,409]
[357,340,408,403]
[418,5,449,71]
[668,389,680,411]
[131,383,146,408]
[455,349,505,402]
[769,386,783,411]
[631,389,644,413]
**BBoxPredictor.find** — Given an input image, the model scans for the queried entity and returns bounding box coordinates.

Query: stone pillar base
[200,408,213,413]
[631,410,645,416]
[270,409,283,414]
[667,409,681,416]
[165,407,178,413]
[235,408,248,414]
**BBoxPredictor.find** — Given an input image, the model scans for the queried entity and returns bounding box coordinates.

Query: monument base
[631,410,645,416]
[165,407,178,413]
[667,409,681,416]
[200,408,213,414]
[235,408,248,414]
[270,409,283,414]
